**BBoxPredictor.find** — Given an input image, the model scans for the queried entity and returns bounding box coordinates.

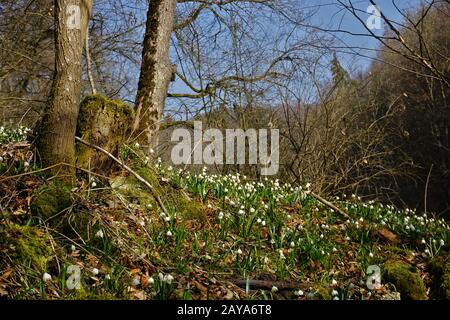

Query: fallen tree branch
[75,136,167,214]
[232,279,312,291]
[309,191,350,219]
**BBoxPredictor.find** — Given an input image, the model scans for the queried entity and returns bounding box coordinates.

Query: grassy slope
[0,142,449,300]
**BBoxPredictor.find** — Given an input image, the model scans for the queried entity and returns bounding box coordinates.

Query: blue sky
[307,0,422,73]
[167,0,424,98]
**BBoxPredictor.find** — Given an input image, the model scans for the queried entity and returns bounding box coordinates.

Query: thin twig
[424,164,433,214]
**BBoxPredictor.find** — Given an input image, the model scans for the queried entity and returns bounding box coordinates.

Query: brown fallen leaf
[193,280,208,293]
[376,227,399,244]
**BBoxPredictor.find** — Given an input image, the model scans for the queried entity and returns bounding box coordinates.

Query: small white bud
[42,272,52,282]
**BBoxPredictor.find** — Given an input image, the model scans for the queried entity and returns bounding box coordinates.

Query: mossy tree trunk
[37,0,93,177]
[132,0,177,153]
[76,95,133,174]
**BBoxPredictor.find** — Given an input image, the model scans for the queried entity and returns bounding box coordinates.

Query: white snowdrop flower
[421,239,426,244]
[359,218,364,222]
[218,212,224,220]
[207,204,212,209]
[332,289,338,296]
[290,241,295,248]
[369,252,374,258]
[148,277,154,285]
[257,218,262,224]
[159,273,164,281]
[320,234,324,239]
[264,204,269,210]
[425,249,430,255]
[332,247,337,252]
[295,290,304,296]
[91,181,97,187]
[134,142,140,148]
[131,277,140,286]
[70,244,76,251]
[440,239,445,246]
[271,286,279,293]
[166,230,173,237]
[24,161,30,167]
[105,274,111,280]
[95,230,104,238]
[164,274,174,284]
[261,221,266,227]
[345,236,351,241]
[287,214,292,219]
[321,250,325,255]
[236,249,243,255]
[250,208,256,213]
[149,148,155,154]
[92,268,99,276]
[0,156,3,162]
[332,279,338,286]
[238,209,245,215]
[167,166,173,171]
[333,296,340,300]
[42,272,52,282]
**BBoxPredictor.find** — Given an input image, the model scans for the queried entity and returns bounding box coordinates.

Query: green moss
[315,286,332,300]
[67,287,122,300]
[30,183,72,221]
[3,223,52,271]
[110,166,206,222]
[383,261,427,300]
[76,95,134,172]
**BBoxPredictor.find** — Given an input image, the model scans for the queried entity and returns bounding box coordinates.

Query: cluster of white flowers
[0,125,31,144]
[95,230,104,238]
[158,273,174,284]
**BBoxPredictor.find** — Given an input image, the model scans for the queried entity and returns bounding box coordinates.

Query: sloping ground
[0,140,449,300]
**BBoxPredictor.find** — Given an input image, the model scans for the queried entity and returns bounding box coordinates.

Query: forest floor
[0,136,449,300]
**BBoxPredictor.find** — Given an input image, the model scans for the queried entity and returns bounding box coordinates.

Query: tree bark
[132,0,177,153]
[85,27,97,94]
[37,0,93,176]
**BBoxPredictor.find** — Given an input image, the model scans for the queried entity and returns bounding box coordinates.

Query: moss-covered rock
[110,166,206,222]
[30,183,73,221]
[76,95,134,173]
[2,223,52,271]
[428,257,450,299]
[383,260,427,300]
